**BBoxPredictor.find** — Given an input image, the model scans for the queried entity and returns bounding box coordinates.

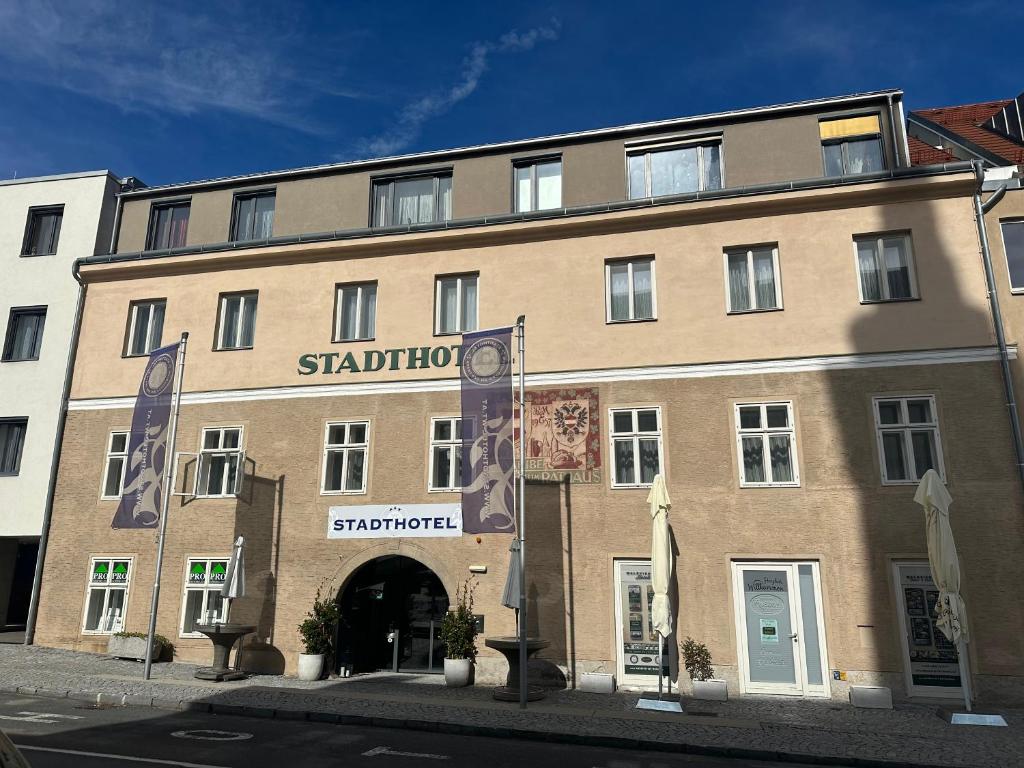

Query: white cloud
[348,20,561,159]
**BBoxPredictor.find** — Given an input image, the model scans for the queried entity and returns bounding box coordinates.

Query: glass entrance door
[732,561,829,697]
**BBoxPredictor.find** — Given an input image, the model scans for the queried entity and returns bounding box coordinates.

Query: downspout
[971,160,1024,489]
[109,193,124,254]
[24,259,87,645]
[886,94,903,168]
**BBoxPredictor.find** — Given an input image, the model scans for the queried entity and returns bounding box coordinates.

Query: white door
[732,561,830,697]
[613,559,668,688]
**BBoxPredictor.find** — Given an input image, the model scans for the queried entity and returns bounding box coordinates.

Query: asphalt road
[0,693,829,768]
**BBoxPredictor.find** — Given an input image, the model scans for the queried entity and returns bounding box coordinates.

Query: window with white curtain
[372,174,452,227]
[124,299,165,357]
[627,141,722,199]
[322,421,369,494]
[2,307,46,361]
[82,557,131,634]
[146,201,190,250]
[334,282,377,341]
[820,115,885,176]
[215,292,258,350]
[854,233,917,302]
[514,158,562,212]
[0,418,28,476]
[725,246,782,313]
[435,274,478,335]
[231,190,275,241]
[873,396,944,484]
[609,407,663,488]
[606,258,655,322]
[735,402,799,487]
[22,205,63,256]
[429,417,463,491]
[101,431,129,499]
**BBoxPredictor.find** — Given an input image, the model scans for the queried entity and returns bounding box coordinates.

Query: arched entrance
[336,555,449,674]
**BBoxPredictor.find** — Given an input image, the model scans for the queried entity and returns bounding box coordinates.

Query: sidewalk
[1,645,1019,767]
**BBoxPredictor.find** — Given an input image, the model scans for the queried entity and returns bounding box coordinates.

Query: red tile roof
[911,101,1024,165]
[908,135,957,166]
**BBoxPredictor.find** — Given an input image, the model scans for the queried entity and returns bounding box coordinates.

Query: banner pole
[516,315,527,710]
[143,332,189,680]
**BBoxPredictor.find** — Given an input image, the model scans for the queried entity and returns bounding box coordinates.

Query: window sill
[726,307,783,316]
[212,346,254,353]
[99,496,121,502]
[1,357,40,363]
[121,352,153,360]
[1011,289,1024,295]
[739,482,801,489]
[320,490,367,496]
[859,297,920,305]
[610,483,655,490]
[0,473,21,478]
[195,494,241,500]
[605,317,657,325]
[20,252,57,258]
[433,330,468,338]
[331,337,376,345]
[880,478,942,487]
[428,487,461,493]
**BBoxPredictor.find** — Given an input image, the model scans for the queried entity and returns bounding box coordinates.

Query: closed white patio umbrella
[913,470,972,712]
[648,474,673,697]
[221,536,246,621]
[501,538,522,632]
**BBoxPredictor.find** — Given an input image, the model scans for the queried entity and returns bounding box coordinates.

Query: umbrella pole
[658,634,663,699]
[957,639,972,712]
[517,316,528,711]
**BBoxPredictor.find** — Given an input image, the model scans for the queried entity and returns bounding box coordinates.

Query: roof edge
[907,113,1009,166]
[0,169,122,189]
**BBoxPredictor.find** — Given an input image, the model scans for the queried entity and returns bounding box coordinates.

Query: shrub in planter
[297,580,340,681]
[108,631,172,662]
[681,636,727,701]
[439,580,477,687]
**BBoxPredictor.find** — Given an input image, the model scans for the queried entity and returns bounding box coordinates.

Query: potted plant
[107,631,170,662]
[439,579,477,687]
[681,637,728,701]
[297,580,339,681]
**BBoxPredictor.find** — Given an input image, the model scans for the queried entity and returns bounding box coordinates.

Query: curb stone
[2,687,968,768]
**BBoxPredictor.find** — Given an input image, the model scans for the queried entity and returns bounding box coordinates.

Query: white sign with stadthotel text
[328,504,463,539]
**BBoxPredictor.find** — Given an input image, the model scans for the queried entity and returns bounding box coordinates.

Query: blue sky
[0,0,1021,186]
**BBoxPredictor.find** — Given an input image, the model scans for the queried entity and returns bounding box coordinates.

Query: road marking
[363,745,449,760]
[15,745,231,767]
[171,729,254,741]
[0,711,85,724]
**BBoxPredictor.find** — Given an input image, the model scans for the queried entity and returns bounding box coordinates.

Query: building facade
[33,90,1024,703]
[0,171,121,632]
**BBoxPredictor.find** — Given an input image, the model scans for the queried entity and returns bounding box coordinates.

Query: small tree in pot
[439,579,477,687]
[297,580,340,681]
[681,637,728,701]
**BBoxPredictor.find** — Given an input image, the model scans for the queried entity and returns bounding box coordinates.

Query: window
[854,233,917,302]
[146,201,190,250]
[429,417,463,491]
[1001,220,1024,292]
[196,427,244,497]
[83,557,132,634]
[2,307,46,361]
[22,205,63,256]
[322,421,369,494]
[725,246,782,313]
[514,158,562,213]
[231,190,275,241]
[181,557,229,636]
[215,292,258,350]
[435,274,478,335]
[124,300,165,357]
[334,282,377,342]
[606,258,655,322]
[735,402,799,487]
[0,418,28,476]
[874,396,944,484]
[101,431,129,499]
[820,115,885,176]
[372,173,452,227]
[627,141,722,199]
[610,407,663,488]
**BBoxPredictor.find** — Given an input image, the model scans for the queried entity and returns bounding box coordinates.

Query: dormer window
[627,140,722,199]
[820,115,885,176]
[372,173,452,227]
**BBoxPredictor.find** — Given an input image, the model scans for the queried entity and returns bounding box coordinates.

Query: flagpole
[144,332,189,680]
[516,315,527,710]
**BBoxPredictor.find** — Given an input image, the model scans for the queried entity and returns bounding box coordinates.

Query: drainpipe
[24,259,87,645]
[108,194,124,254]
[886,94,903,168]
[971,160,1024,490]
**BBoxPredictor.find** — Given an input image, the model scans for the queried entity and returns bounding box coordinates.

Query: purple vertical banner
[112,343,178,529]
[460,327,516,534]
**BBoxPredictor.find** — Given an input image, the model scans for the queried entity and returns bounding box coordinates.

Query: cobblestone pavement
[2,645,1021,767]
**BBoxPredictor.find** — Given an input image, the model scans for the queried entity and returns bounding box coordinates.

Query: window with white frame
[1001,220,1024,291]
[735,402,799,486]
[606,258,656,322]
[854,233,917,302]
[610,407,663,488]
[124,299,166,357]
[627,141,722,199]
[725,246,782,312]
[181,557,229,636]
[334,282,377,341]
[435,274,478,335]
[514,158,562,213]
[429,417,463,490]
[83,557,131,634]
[101,431,129,499]
[215,292,258,350]
[322,421,369,494]
[874,396,944,484]
[196,427,244,497]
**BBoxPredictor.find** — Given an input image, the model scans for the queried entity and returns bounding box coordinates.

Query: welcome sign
[328,504,463,539]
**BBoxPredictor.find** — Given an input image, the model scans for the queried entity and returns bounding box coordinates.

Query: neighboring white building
[0,170,123,631]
